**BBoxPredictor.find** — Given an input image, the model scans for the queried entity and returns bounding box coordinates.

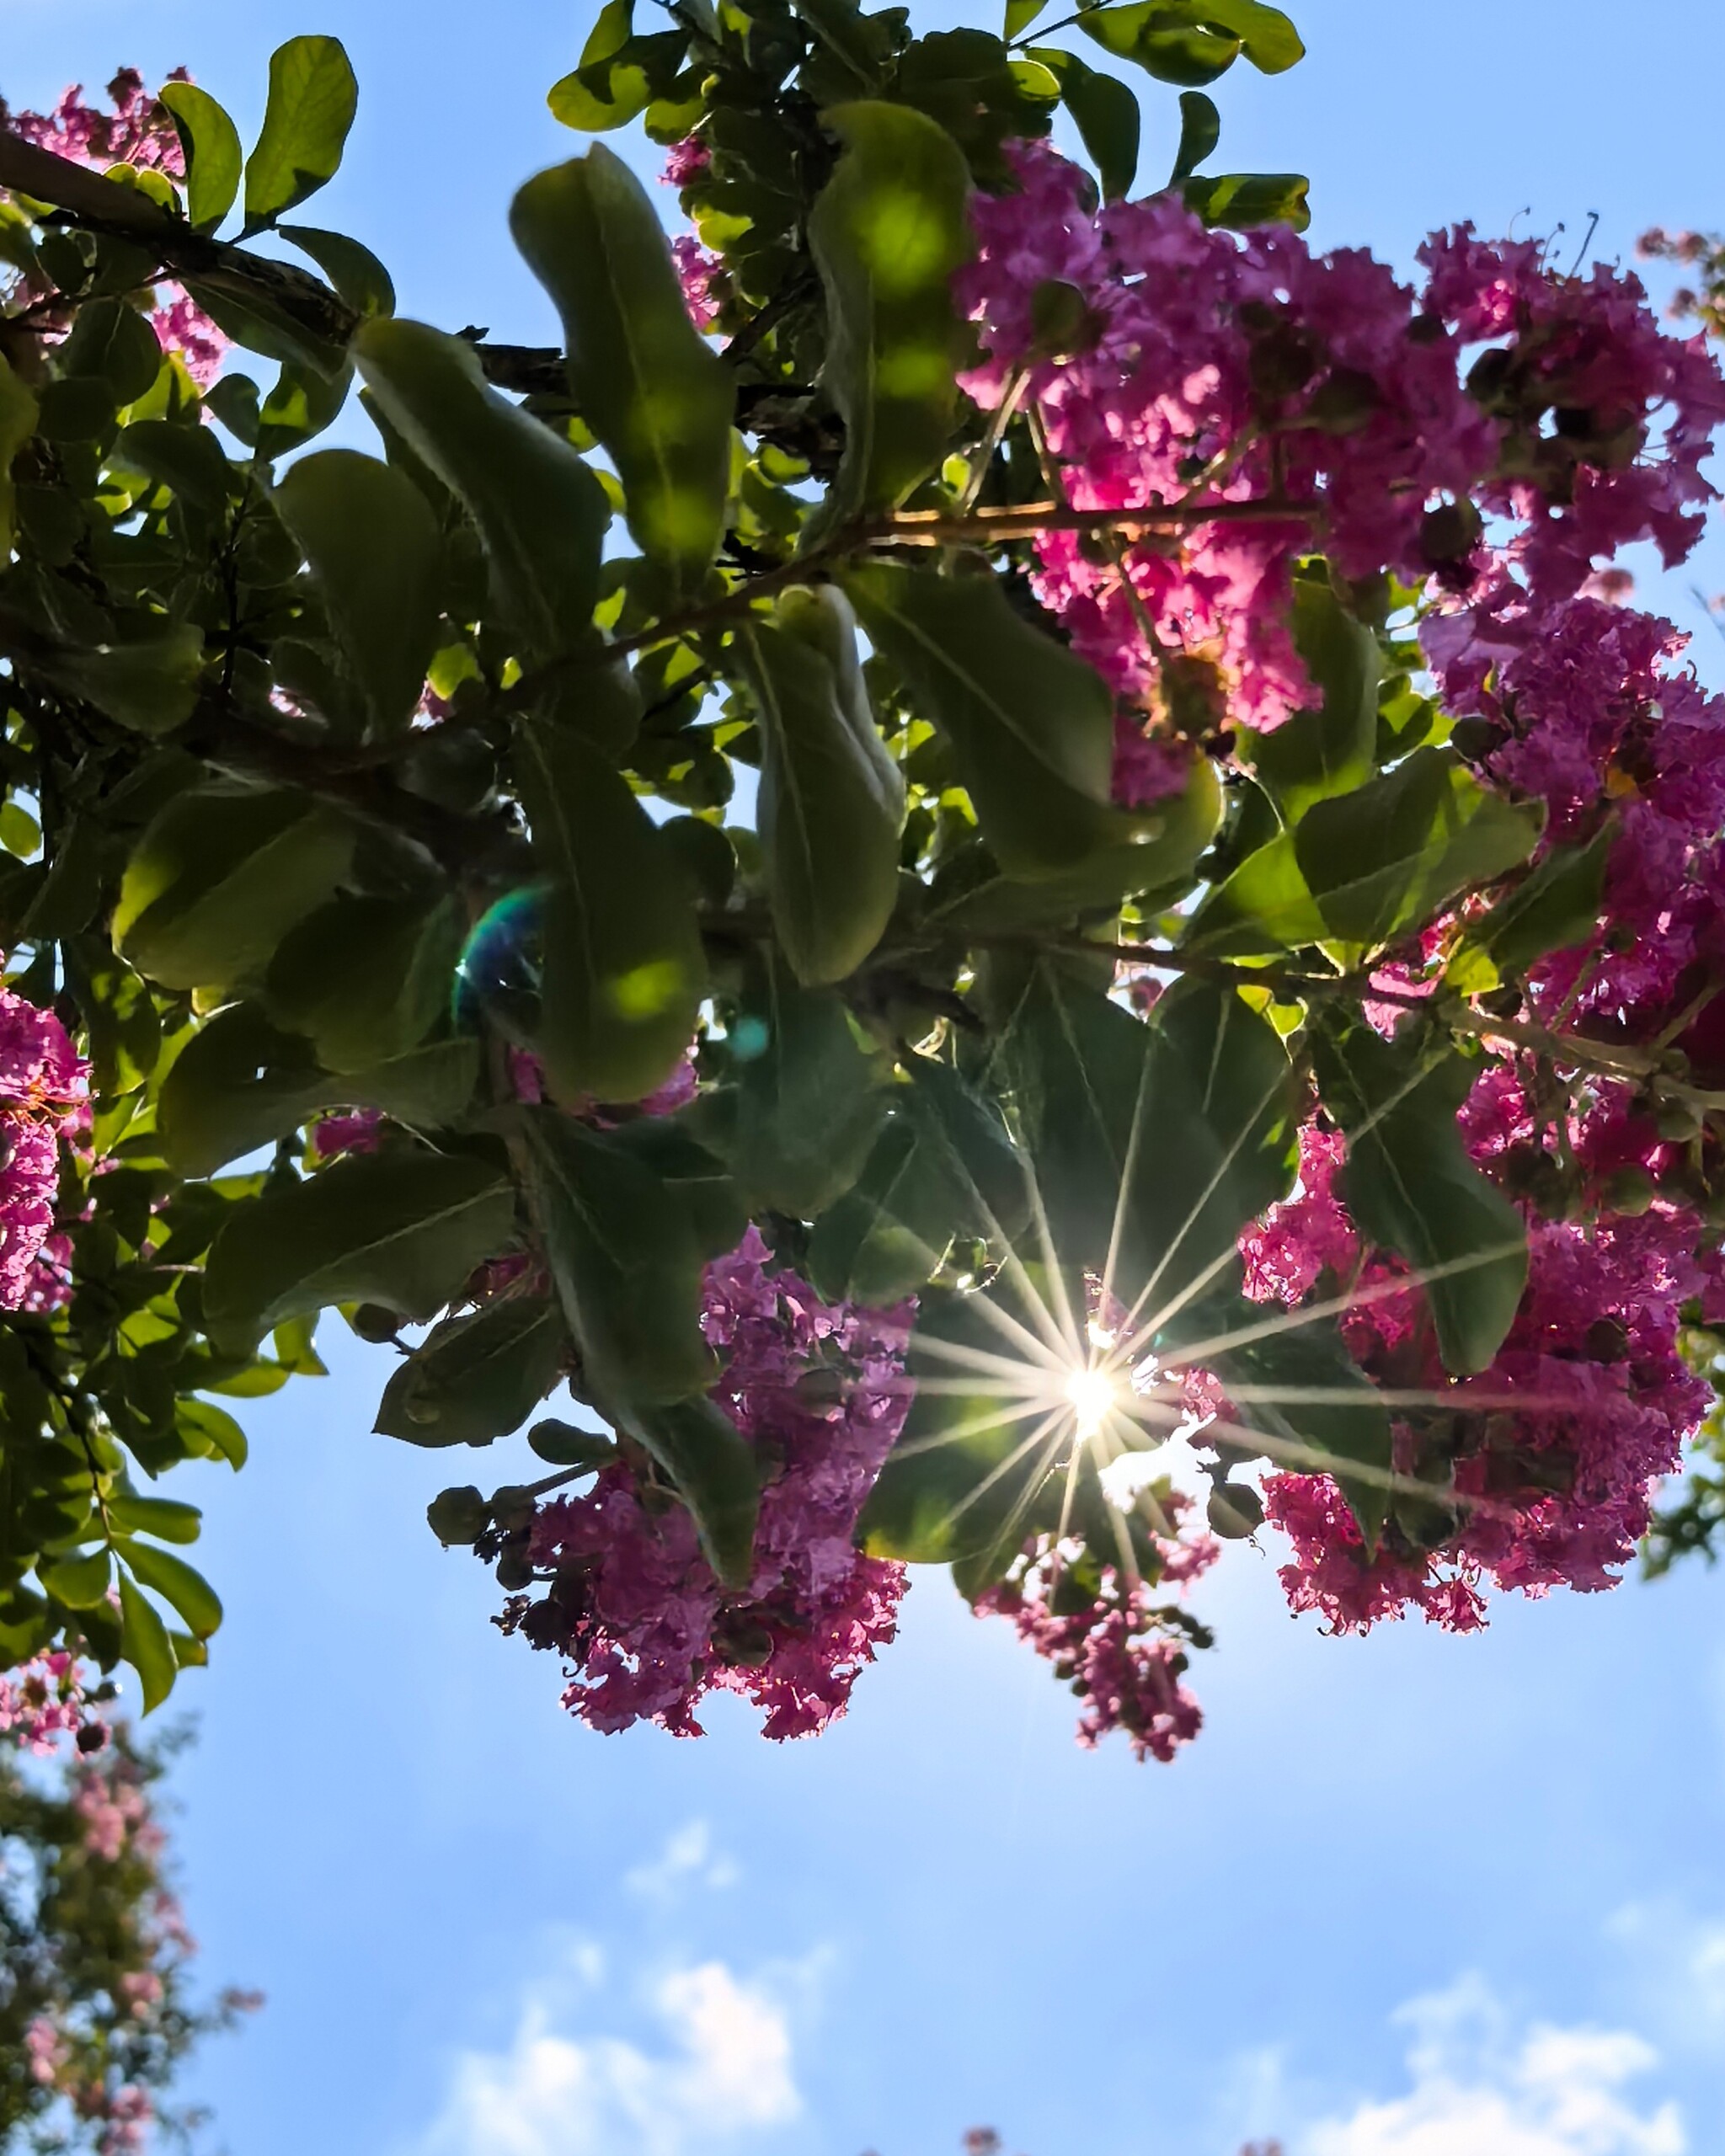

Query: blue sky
[9,3,1725,2152]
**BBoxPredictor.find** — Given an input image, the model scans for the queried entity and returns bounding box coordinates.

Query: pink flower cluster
[518,1229,911,1740]
[1244,1086,1724,1632]
[3,70,230,388]
[975,1535,1210,1763]
[1426,584,1725,1029]
[957,145,1724,796]
[0,985,88,1310]
[0,1650,105,1753]
[76,1756,161,1862]
[2,68,186,173]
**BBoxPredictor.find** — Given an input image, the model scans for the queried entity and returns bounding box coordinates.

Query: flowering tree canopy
[3,5,1725,1769]
[0,1711,255,2153]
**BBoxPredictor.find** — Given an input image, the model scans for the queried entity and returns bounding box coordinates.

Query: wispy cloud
[624,1819,739,1903]
[1607,1899,1725,2052]
[1297,1977,1685,2156]
[419,1953,799,2156]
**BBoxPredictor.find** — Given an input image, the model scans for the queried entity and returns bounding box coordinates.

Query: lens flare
[1065,1364,1117,1441]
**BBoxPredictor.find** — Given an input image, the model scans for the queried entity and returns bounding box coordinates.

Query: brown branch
[0,125,358,349]
[884,497,1316,544]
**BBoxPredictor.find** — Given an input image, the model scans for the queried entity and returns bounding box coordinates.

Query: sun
[1064,1364,1119,1442]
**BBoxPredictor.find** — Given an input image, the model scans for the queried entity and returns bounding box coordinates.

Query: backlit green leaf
[120,1541,222,1640]
[547,0,690,132]
[274,448,442,735]
[1028,47,1140,200]
[523,1109,716,1408]
[1199,748,1542,956]
[1445,825,1612,995]
[355,318,610,664]
[243,35,360,233]
[843,561,1119,878]
[808,101,972,523]
[1311,1011,1528,1376]
[118,1574,176,1712]
[160,82,243,232]
[376,1297,569,1448]
[744,584,905,985]
[622,1395,760,1587]
[516,716,707,1105]
[510,148,732,604]
[204,1150,515,1353]
[113,786,356,993]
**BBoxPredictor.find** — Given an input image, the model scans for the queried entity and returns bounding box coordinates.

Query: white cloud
[1300,1977,1685,2156]
[420,1955,799,2156]
[624,1820,740,1903]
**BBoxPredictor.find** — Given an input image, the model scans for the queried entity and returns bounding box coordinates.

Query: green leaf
[1004,966,1297,1317]
[623,1394,761,1588]
[844,561,1124,878]
[1005,0,1053,35]
[1199,748,1543,957]
[62,941,160,1099]
[159,1003,478,1177]
[793,0,894,96]
[108,1494,201,1545]
[354,318,610,665]
[120,1541,222,1639]
[1184,168,1311,232]
[1239,579,1380,823]
[718,955,887,1218]
[743,584,905,985]
[807,101,972,524]
[0,354,38,559]
[547,0,690,132]
[1080,3,1242,85]
[516,717,707,1105]
[113,785,356,992]
[857,1282,1065,1565]
[273,449,442,736]
[112,417,234,513]
[1445,826,1612,995]
[177,1397,248,1471]
[160,82,243,232]
[1206,1314,1395,1548]
[38,1545,114,1609]
[510,148,732,606]
[278,223,396,318]
[808,1109,959,1305]
[1081,0,1301,82]
[256,355,354,452]
[1028,48,1140,200]
[243,35,360,233]
[58,297,163,403]
[807,1059,1028,1304]
[1169,88,1220,185]
[375,1297,569,1447]
[264,891,464,1071]
[204,1150,515,1353]
[891,34,1059,182]
[1194,0,1304,69]
[32,623,204,738]
[118,1574,176,1712]
[1311,1011,1528,1376]
[522,1109,716,1408]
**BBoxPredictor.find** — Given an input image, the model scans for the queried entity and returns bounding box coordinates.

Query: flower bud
[1449,714,1507,763]
[427,1486,490,1545]
[1207,1482,1264,1539]
[494,1547,535,1592]
[1600,1166,1658,1217]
